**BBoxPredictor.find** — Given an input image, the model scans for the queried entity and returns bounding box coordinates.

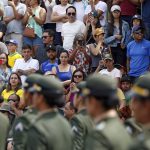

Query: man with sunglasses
[127,25,150,83]
[62,6,85,50]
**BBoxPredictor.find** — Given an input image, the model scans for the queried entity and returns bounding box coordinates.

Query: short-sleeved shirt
[127,39,150,77]
[8,52,22,68]
[41,59,58,74]
[1,88,23,102]
[84,1,107,26]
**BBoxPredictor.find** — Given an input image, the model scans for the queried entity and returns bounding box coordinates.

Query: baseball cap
[111,5,121,12]
[132,25,144,33]
[5,39,18,45]
[104,53,113,61]
[132,15,142,21]
[94,28,105,36]
[46,44,56,52]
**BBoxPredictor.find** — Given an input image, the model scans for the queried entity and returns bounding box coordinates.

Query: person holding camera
[69,33,91,74]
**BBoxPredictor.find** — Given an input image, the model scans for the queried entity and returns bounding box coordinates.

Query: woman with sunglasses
[105,5,130,67]
[0,53,12,93]
[1,73,23,102]
[66,69,85,102]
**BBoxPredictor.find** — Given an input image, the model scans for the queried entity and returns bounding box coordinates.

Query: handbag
[23,25,35,38]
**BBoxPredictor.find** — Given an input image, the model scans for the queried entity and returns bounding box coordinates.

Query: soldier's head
[81,74,119,118]
[131,73,150,124]
[29,76,65,111]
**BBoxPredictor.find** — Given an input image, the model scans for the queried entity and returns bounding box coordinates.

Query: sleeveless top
[27,6,43,38]
[56,65,72,82]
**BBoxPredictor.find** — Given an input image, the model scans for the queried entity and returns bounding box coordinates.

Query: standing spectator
[52,50,76,87]
[84,0,107,27]
[0,42,8,54]
[51,0,70,45]
[40,45,58,74]
[4,0,26,53]
[69,33,91,74]
[62,6,85,50]
[1,72,23,102]
[127,25,150,83]
[22,0,46,55]
[6,39,22,68]
[105,5,130,67]
[12,44,39,84]
[0,53,12,93]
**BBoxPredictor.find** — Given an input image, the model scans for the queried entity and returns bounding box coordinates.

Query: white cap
[111,5,121,12]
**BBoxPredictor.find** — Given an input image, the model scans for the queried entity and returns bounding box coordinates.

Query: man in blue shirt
[40,44,58,74]
[127,26,150,83]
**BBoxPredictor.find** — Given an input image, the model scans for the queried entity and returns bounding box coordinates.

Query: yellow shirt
[117,88,125,102]
[1,89,24,102]
[8,52,22,68]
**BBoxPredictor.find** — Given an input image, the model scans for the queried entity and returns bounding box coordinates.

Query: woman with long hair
[0,53,11,93]
[105,5,130,67]
[1,73,23,102]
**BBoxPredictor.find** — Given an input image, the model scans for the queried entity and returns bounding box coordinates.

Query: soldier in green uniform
[11,73,42,150]
[24,76,73,150]
[70,81,93,150]
[128,73,150,150]
[0,112,9,150]
[82,74,132,150]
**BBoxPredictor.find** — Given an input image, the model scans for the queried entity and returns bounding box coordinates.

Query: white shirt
[12,58,39,84]
[73,1,85,22]
[52,4,71,32]
[84,1,107,26]
[62,20,85,50]
[99,68,121,79]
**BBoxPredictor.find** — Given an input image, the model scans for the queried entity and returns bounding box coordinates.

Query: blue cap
[5,39,18,45]
[132,25,144,33]
[132,15,142,20]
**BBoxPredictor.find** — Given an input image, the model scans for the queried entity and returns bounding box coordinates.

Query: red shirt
[120,0,136,16]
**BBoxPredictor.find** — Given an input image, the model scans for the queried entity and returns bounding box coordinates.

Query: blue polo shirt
[127,39,150,77]
[41,59,58,74]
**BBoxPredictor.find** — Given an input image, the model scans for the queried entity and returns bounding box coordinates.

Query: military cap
[0,103,15,115]
[23,73,42,90]
[81,74,117,98]
[132,73,150,98]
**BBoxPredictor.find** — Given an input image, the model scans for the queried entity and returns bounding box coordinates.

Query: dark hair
[44,29,55,37]
[40,0,47,11]
[59,50,69,57]
[66,6,76,14]
[0,52,10,68]
[55,0,61,5]
[6,73,22,92]
[0,96,4,103]
[22,44,32,50]
[8,93,20,102]
[71,69,86,83]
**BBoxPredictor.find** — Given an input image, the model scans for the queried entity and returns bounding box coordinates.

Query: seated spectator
[127,26,150,83]
[87,27,110,73]
[22,0,46,55]
[12,45,39,84]
[98,53,121,84]
[69,33,91,74]
[4,0,27,53]
[40,45,58,74]
[62,6,85,50]
[66,69,86,102]
[6,39,22,68]
[51,0,70,45]
[105,5,130,67]
[1,72,23,102]
[52,50,76,87]
[84,0,107,27]
[0,42,8,54]
[0,53,12,93]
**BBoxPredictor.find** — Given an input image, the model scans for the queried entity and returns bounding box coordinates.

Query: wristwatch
[32,14,35,18]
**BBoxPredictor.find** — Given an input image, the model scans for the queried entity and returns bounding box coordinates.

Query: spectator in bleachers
[127,25,150,83]
[62,6,85,50]
[69,33,91,74]
[84,0,107,27]
[0,53,11,93]
[22,0,46,56]
[4,0,26,53]
[51,0,71,45]
[1,72,23,102]
[105,5,130,67]
[6,39,22,68]
[0,42,8,54]
[12,44,39,84]
[40,44,58,75]
[52,50,76,87]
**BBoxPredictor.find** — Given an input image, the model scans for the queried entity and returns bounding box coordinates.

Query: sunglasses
[74,75,83,78]
[67,12,76,16]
